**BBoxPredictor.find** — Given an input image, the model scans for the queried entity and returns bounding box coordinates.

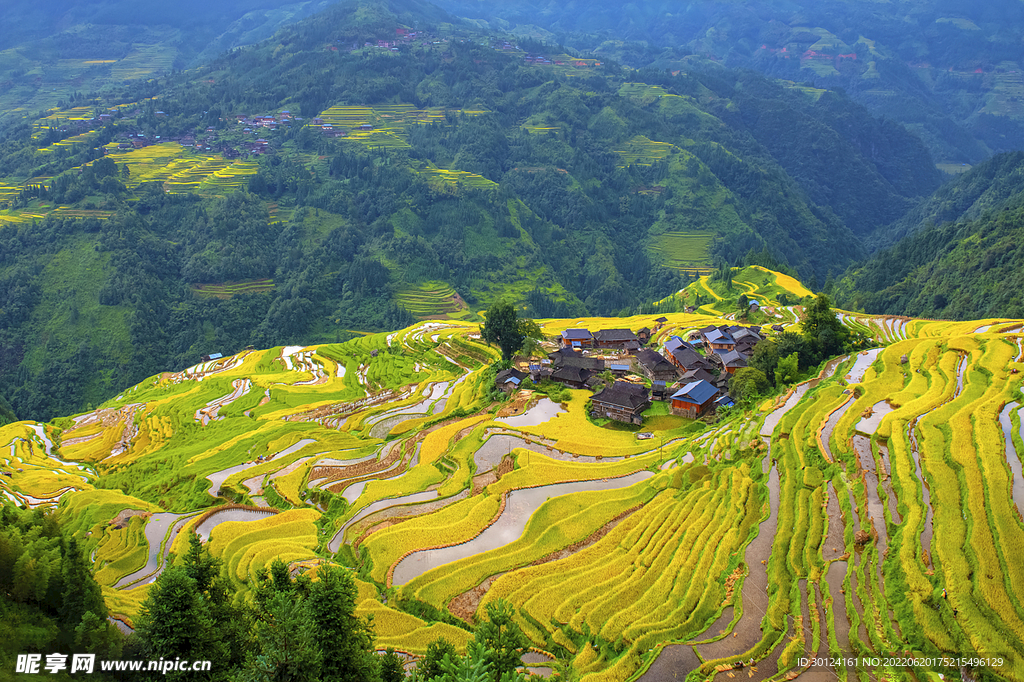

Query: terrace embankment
[391,471,655,586]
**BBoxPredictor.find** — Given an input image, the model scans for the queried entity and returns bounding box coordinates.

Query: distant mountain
[0,0,339,123]
[835,152,1024,319]
[0,0,941,420]
[432,0,1024,165]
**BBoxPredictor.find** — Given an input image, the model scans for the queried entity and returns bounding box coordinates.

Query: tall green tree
[801,294,849,358]
[308,565,379,682]
[480,302,526,366]
[473,600,527,681]
[136,534,249,680]
[729,367,770,402]
[776,352,800,385]
[241,591,320,682]
[419,638,458,681]
[380,649,406,682]
[749,340,780,386]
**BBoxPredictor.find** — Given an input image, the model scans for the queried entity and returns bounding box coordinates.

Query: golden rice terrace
[3,303,1024,682]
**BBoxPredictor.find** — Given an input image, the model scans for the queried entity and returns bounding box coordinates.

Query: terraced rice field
[37,130,101,155]
[418,162,497,191]
[192,279,276,299]
[0,183,21,202]
[648,230,714,273]
[50,207,116,219]
[5,285,1024,680]
[35,105,98,126]
[98,144,256,195]
[0,208,42,224]
[110,44,176,81]
[313,104,488,151]
[614,135,677,166]
[395,281,468,318]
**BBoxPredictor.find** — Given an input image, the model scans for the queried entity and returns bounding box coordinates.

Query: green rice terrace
[191,279,277,299]
[3,299,1024,681]
[396,281,470,319]
[647,231,714,275]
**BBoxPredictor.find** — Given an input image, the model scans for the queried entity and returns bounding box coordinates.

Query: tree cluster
[133,534,530,682]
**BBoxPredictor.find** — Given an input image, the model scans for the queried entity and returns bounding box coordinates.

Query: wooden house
[715,349,748,375]
[703,328,736,353]
[663,335,694,355]
[495,368,529,393]
[678,367,717,385]
[550,365,592,389]
[548,348,603,372]
[589,382,650,425]
[650,381,670,401]
[635,349,679,382]
[608,363,631,377]
[560,328,593,349]
[592,329,639,350]
[670,380,719,418]
[636,327,651,345]
[668,347,714,373]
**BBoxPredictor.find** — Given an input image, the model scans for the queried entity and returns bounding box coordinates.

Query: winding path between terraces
[641,357,848,682]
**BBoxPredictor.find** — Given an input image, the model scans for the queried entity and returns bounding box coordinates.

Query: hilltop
[3,289,1024,680]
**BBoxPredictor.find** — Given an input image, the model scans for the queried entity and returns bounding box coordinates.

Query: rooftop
[671,380,718,405]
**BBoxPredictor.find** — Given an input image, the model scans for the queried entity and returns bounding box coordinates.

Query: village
[495,317,787,429]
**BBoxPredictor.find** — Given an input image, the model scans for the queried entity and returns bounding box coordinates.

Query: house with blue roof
[670,380,720,418]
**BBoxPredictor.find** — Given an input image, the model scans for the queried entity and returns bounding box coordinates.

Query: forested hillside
[834,195,1024,321]
[870,152,1024,248]
[0,0,341,121]
[835,152,1024,319]
[0,0,941,421]
[436,0,1024,165]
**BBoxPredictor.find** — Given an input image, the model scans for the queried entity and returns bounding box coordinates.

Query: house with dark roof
[731,327,762,344]
[592,329,640,350]
[608,363,631,376]
[771,324,785,332]
[715,349,748,375]
[548,349,604,372]
[679,367,717,385]
[636,349,679,382]
[550,365,592,389]
[670,380,719,418]
[735,340,758,357]
[668,347,714,373]
[560,328,593,349]
[651,380,670,401]
[636,327,651,345]
[590,382,650,425]
[495,368,529,393]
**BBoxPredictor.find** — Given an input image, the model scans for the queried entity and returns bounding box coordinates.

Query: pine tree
[308,566,380,682]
